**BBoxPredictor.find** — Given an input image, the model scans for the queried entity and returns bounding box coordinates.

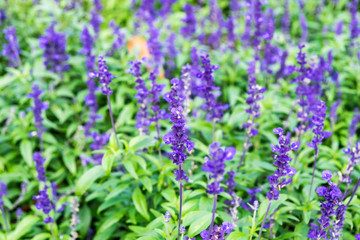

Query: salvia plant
[1,1,360,240]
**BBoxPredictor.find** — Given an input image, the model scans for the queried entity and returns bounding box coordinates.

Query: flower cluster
[198,55,229,121]
[267,128,299,201]
[83,78,101,137]
[27,84,49,140]
[127,60,151,134]
[349,108,360,142]
[79,26,95,71]
[224,171,242,222]
[179,64,192,118]
[307,100,331,149]
[164,78,194,181]
[356,234,360,240]
[89,132,110,164]
[202,142,236,195]
[308,171,342,239]
[0,9,5,26]
[241,187,261,212]
[342,142,360,184]
[39,24,70,72]
[282,0,290,34]
[149,69,168,123]
[33,186,53,223]
[200,222,234,240]
[108,20,125,56]
[243,61,266,137]
[181,3,196,38]
[2,26,21,67]
[90,9,103,37]
[349,0,359,39]
[0,181,7,207]
[33,152,47,182]
[89,56,116,95]
[148,22,164,68]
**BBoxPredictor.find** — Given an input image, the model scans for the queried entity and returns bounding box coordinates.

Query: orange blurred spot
[127,36,165,79]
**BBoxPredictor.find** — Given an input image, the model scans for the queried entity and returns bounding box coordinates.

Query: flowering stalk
[308,171,342,239]
[164,78,194,240]
[238,61,266,171]
[307,101,331,201]
[348,108,360,147]
[89,56,120,149]
[201,142,236,239]
[39,24,70,73]
[258,127,299,240]
[0,181,9,232]
[180,4,196,39]
[27,84,49,152]
[2,26,21,68]
[108,20,125,56]
[340,142,360,200]
[70,197,80,240]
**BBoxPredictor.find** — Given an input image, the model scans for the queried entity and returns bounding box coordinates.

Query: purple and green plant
[0,181,9,232]
[257,127,299,240]
[201,142,236,239]
[163,78,194,240]
[2,26,21,68]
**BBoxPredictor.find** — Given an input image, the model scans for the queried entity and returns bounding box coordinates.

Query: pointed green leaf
[132,187,150,220]
[75,166,105,196]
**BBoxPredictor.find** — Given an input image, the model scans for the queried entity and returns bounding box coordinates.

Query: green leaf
[102,150,116,175]
[98,211,125,233]
[140,176,153,193]
[188,212,212,237]
[8,216,39,240]
[129,135,155,151]
[123,158,138,180]
[63,150,76,175]
[75,166,105,196]
[31,233,53,240]
[20,140,33,167]
[227,231,247,240]
[132,187,150,220]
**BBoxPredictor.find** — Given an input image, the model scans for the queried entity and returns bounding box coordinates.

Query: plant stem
[207,194,218,240]
[257,201,272,240]
[340,183,350,202]
[237,133,250,171]
[107,95,120,149]
[212,119,216,143]
[308,145,319,203]
[155,120,163,166]
[0,206,9,233]
[346,178,360,208]
[177,165,184,240]
[249,203,258,240]
[50,223,56,240]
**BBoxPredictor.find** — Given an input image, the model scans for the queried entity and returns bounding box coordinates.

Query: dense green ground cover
[0,0,360,239]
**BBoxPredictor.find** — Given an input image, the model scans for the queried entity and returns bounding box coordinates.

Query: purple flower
[108,20,125,56]
[16,208,23,219]
[179,64,192,118]
[159,0,176,17]
[0,9,5,26]
[148,22,164,68]
[135,0,156,25]
[225,15,235,48]
[33,186,54,224]
[241,187,261,212]
[266,128,299,201]
[200,222,234,239]
[180,4,196,38]
[202,142,236,195]
[90,9,103,37]
[197,54,229,121]
[335,20,343,35]
[349,108,360,139]
[149,69,168,123]
[243,61,266,136]
[241,0,252,45]
[33,152,47,182]
[2,26,21,67]
[0,181,7,207]
[94,0,103,11]
[356,234,360,240]
[282,0,290,34]
[79,26,95,71]
[349,0,359,39]
[27,84,49,140]
[330,100,341,127]
[164,211,171,223]
[89,132,110,164]
[83,78,101,137]
[39,24,70,73]
[89,56,116,95]
[163,78,194,181]
[308,171,342,239]
[127,60,151,134]
[342,142,360,184]
[307,100,331,149]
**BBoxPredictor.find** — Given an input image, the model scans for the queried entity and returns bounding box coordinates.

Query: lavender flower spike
[349,0,359,39]
[0,181,9,232]
[34,152,47,182]
[33,186,54,224]
[356,234,360,240]
[27,84,49,150]
[127,60,151,135]
[180,4,196,39]
[202,142,236,240]
[2,26,21,68]
[238,61,266,170]
[39,24,70,73]
[89,56,120,148]
[79,26,95,72]
[348,108,360,147]
[258,127,299,240]
[308,171,342,239]
[163,78,194,240]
